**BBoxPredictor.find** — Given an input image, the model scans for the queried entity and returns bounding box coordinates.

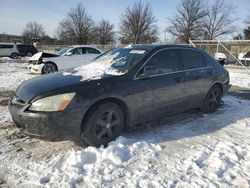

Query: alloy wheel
[43,64,56,74]
[95,110,121,142]
[208,90,220,107]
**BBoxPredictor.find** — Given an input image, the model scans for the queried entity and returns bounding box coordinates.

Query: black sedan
[9,45,230,147]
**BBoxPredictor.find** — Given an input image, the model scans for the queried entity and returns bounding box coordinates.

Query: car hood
[16,68,122,102]
[29,52,59,61]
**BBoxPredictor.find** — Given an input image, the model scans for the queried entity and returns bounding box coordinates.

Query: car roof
[121,44,197,51]
[0,42,15,45]
[70,45,99,48]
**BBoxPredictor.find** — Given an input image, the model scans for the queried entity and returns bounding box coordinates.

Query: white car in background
[238,51,250,63]
[214,52,228,66]
[0,43,19,59]
[28,45,103,74]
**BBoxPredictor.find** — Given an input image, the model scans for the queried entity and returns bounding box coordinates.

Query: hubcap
[95,110,120,141]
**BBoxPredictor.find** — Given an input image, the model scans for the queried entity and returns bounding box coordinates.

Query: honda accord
[9,45,230,147]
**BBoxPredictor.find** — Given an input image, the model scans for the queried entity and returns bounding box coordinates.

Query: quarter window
[145,49,182,75]
[181,49,207,69]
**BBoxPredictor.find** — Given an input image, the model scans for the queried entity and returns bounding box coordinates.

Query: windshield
[57,47,72,56]
[87,48,149,74]
[63,48,149,81]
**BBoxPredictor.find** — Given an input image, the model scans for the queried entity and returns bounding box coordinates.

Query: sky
[0,0,249,41]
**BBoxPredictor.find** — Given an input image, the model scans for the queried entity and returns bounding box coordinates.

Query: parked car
[17,44,38,57]
[9,45,230,147]
[0,42,19,59]
[214,52,228,66]
[28,45,102,74]
[238,51,250,66]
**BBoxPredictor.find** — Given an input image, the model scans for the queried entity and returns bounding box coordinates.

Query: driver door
[128,49,186,122]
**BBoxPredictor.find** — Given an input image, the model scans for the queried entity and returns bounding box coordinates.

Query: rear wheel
[42,62,57,74]
[10,53,19,59]
[201,85,222,113]
[26,52,33,57]
[81,102,124,147]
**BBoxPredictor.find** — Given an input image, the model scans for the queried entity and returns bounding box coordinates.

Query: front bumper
[8,99,84,142]
[28,63,44,74]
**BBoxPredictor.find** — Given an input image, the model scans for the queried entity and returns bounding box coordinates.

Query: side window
[85,47,101,54]
[72,48,85,55]
[181,49,207,69]
[0,44,13,49]
[145,49,182,75]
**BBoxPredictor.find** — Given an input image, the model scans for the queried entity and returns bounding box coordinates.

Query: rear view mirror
[139,65,158,78]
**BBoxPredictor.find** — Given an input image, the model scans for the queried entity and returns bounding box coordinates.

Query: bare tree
[119,1,158,44]
[202,0,235,40]
[22,21,45,43]
[244,26,250,39]
[233,33,244,40]
[57,3,94,44]
[245,15,250,25]
[167,0,207,43]
[94,20,115,45]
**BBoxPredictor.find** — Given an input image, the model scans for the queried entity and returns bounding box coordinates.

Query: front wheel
[81,102,125,147]
[42,62,57,74]
[201,85,222,113]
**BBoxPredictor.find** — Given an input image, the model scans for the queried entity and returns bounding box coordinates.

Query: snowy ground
[1,96,250,187]
[0,58,36,91]
[226,66,250,88]
[0,61,250,187]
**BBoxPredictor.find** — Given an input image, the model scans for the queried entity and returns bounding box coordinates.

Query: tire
[26,52,33,57]
[10,53,19,59]
[42,62,57,74]
[201,85,222,113]
[81,102,125,147]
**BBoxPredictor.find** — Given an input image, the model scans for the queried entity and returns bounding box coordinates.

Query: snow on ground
[226,66,250,88]
[1,95,250,187]
[0,61,36,91]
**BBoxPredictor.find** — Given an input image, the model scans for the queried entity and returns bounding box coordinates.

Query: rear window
[0,44,14,49]
[181,49,207,69]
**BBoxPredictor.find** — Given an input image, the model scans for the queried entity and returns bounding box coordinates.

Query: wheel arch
[209,82,223,94]
[80,97,130,132]
[43,61,58,71]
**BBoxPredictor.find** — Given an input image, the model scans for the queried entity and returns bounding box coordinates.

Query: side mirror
[139,65,158,78]
[65,51,73,56]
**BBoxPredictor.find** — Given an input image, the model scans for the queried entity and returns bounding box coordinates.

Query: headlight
[29,93,76,112]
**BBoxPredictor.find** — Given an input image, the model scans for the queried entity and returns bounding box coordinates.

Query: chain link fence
[189,40,250,67]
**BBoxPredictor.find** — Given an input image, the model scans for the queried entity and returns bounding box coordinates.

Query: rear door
[0,44,14,56]
[131,49,185,122]
[180,49,215,107]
